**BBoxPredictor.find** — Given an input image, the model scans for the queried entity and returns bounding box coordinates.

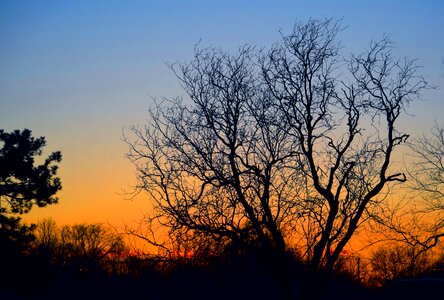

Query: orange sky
[2,1,443,231]
[22,136,148,227]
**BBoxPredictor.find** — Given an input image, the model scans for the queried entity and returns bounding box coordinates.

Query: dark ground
[1,252,443,300]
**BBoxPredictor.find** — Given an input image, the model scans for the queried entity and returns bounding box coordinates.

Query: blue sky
[1,0,443,225]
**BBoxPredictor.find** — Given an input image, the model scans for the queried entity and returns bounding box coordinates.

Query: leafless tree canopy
[376,124,444,256]
[126,45,300,254]
[59,224,125,270]
[410,124,444,211]
[125,19,428,272]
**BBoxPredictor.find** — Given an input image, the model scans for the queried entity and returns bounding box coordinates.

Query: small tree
[34,218,59,262]
[408,124,444,251]
[369,244,431,286]
[409,124,444,219]
[377,124,444,257]
[60,223,125,272]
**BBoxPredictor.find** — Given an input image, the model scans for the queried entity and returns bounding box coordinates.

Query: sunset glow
[1,0,442,238]
[2,2,444,299]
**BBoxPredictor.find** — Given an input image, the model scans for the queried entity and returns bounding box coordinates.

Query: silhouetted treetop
[0,129,62,214]
[125,18,428,275]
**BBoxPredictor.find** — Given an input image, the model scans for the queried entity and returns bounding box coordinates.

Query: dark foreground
[2,254,443,300]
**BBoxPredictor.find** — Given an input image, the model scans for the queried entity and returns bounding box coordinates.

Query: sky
[1,0,443,228]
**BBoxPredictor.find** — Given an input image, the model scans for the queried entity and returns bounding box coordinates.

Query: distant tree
[60,223,126,272]
[409,124,444,217]
[126,18,427,275]
[369,244,431,286]
[406,124,444,252]
[34,218,59,262]
[375,124,444,257]
[35,218,59,249]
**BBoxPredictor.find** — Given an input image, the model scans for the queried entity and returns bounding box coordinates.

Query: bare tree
[125,18,428,273]
[261,19,427,271]
[35,218,58,248]
[377,124,444,256]
[369,244,431,286]
[34,218,59,261]
[60,223,125,271]
[410,124,444,213]
[408,124,444,248]
[125,45,300,255]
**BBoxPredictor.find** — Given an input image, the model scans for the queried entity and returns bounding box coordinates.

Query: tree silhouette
[125,45,299,256]
[369,244,431,286]
[375,124,444,259]
[409,124,444,218]
[0,129,62,215]
[0,128,62,250]
[408,124,444,250]
[261,20,428,272]
[125,19,428,275]
[34,218,60,264]
[60,223,125,272]
[0,129,61,297]
[0,214,36,255]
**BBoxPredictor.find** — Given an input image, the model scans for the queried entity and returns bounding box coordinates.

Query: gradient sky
[1,0,443,227]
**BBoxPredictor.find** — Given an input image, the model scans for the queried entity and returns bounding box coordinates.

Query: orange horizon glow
[2,1,442,258]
